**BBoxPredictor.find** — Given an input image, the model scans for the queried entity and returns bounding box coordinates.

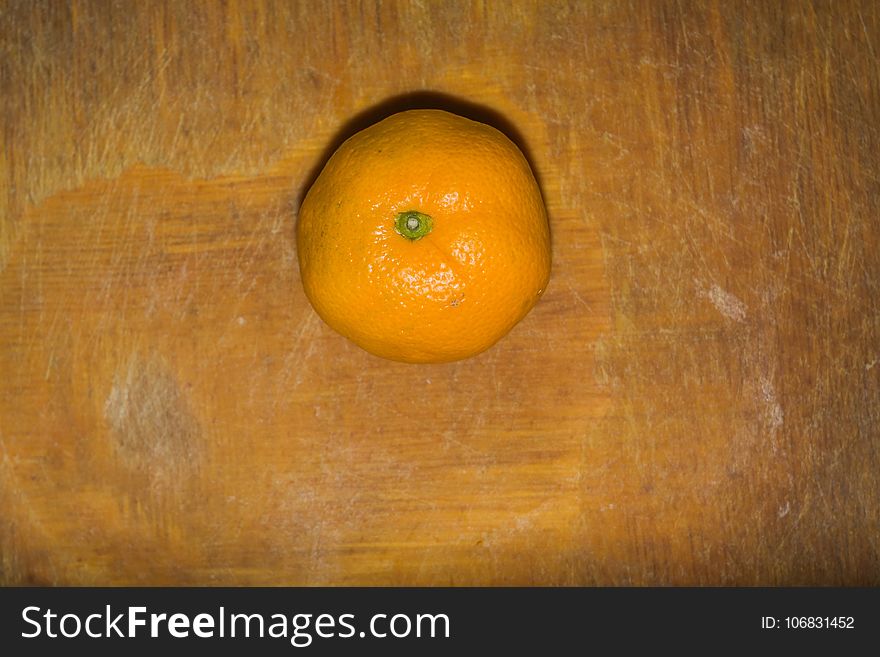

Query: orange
[296,109,551,363]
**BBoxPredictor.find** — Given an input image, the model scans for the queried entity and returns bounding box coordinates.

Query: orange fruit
[296,109,551,363]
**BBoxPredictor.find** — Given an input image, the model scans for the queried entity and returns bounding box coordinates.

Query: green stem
[394,210,433,241]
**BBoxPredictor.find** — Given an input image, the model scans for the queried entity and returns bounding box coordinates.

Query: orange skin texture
[297,109,551,363]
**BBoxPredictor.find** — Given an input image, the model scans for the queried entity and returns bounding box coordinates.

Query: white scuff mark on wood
[866,358,878,371]
[104,353,200,482]
[778,501,790,518]
[759,374,784,433]
[706,284,747,323]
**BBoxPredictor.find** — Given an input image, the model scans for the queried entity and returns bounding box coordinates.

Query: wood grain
[1,0,878,585]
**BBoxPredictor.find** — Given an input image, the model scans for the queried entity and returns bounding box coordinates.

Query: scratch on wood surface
[278,311,322,392]
[565,279,593,313]
[759,374,784,434]
[477,499,557,549]
[858,11,877,60]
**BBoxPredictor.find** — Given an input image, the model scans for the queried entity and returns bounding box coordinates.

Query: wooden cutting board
[1,0,878,585]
